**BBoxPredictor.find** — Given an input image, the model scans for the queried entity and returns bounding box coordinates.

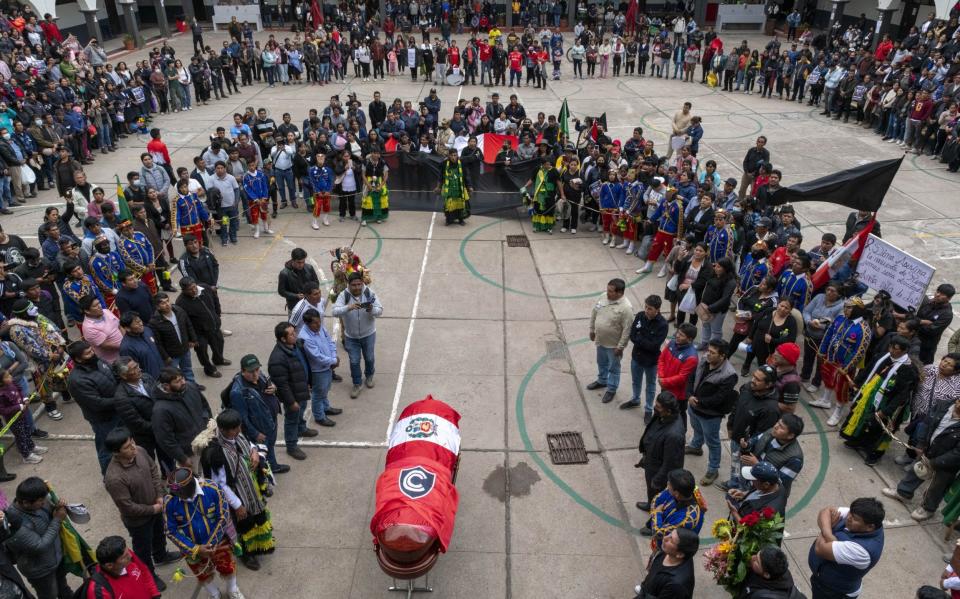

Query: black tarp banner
[382,153,540,214]
[768,157,903,213]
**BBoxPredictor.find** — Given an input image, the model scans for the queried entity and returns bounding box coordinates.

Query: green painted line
[638,109,763,140]
[459,220,650,299]
[909,153,958,183]
[515,338,830,542]
[365,222,383,266]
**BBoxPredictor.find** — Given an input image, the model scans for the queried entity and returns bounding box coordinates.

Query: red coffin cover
[370,455,459,552]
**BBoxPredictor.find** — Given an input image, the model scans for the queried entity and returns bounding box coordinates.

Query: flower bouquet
[703,507,785,596]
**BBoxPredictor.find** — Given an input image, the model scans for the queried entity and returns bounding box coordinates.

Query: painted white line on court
[384,211,435,443]
[37,432,386,448]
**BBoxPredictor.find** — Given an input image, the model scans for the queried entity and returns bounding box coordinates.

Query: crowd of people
[0,0,959,597]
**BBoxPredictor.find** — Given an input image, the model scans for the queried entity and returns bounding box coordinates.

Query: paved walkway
[3,27,959,599]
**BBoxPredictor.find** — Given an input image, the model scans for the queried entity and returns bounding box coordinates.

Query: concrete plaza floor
[3,27,960,599]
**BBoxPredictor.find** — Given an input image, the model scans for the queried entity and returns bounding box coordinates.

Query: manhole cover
[506,235,530,247]
[546,432,588,465]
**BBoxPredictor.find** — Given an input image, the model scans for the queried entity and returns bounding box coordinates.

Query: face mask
[34,119,41,126]
[131,179,141,187]
[1,134,9,141]
[26,306,39,318]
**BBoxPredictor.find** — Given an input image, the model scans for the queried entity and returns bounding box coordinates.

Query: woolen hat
[775,342,800,366]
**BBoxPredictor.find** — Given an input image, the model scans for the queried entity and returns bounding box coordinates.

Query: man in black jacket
[842,209,881,243]
[177,234,220,288]
[277,247,320,312]
[636,391,686,509]
[685,339,739,486]
[883,395,960,521]
[66,340,120,474]
[738,135,770,198]
[907,283,955,365]
[267,322,319,461]
[112,356,168,468]
[720,365,782,492]
[151,367,212,469]
[621,295,668,421]
[148,293,200,388]
[737,546,803,599]
[175,277,231,378]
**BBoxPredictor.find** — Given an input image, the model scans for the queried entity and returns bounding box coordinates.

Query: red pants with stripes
[600,209,617,234]
[250,199,269,224]
[312,192,331,216]
[186,540,236,583]
[646,231,676,261]
[141,271,158,295]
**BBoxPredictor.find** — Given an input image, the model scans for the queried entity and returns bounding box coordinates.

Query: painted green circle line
[638,108,764,140]
[459,219,650,299]
[515,338,831,542]
[909,153,959,183]
[219,223,382,295]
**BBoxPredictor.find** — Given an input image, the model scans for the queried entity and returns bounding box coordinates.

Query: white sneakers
[807,397,831,409]
[625,242,635,255]
[656,264,668,278]
[312,218,320,230]
[23,452,43,464]
[636,261,653,274]
[570,229,576,234]
[253,227,260,239]
[911,507,934,521]
[615,240,628,249]
[322,215,329,226]
[602,234,610,245]
[803,383,820,393]
[826,406,843,427]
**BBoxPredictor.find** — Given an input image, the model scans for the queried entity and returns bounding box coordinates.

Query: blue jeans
[282,401,308,450]
[701,311,727,344]
[99,122,113,149]
[220,204,239,243]
[510,70,522,86]
[595,346,622,392]
[630,360,657,411]
[0,176,11,208]
[688,407,723,473]
[728,438,744,488]
[344,333,376,385]
[275,168,296,204]
[169,352,196,383]
[265,65,277,85]
[310,370,332,421]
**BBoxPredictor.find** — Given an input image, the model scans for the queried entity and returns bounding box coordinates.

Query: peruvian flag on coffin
[386,396,461,472]
[372,396,463,553]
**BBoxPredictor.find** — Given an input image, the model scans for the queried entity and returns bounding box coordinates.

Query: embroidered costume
[362,159,390,223]
[441,158,471,225]
[841,352,917,459]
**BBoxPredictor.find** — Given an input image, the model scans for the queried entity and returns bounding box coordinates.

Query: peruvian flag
[812,218,875,290]
[386,396,461,472]
[457,133,518,164]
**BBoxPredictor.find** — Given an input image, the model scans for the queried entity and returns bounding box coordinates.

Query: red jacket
[657,339,698,401]
[87,551,159,599]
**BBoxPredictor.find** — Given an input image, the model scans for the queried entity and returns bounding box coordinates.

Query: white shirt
[830,508,873,597]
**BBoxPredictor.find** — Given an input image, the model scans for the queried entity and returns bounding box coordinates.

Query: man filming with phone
[332,271,382,400]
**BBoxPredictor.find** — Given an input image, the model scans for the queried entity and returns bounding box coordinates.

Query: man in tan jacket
[587,278,635,404]
[665,101,693,160]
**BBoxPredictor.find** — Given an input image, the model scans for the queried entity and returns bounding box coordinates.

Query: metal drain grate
[506,235,530,247]
[545,340,569,361]
[546,432,588,465]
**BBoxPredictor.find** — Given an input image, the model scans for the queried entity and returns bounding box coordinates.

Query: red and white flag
[812,218,875,290]
[472,133,518,164]
[386,396,461,472]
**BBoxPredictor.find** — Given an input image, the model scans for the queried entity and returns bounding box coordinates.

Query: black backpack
[220,374,241,410]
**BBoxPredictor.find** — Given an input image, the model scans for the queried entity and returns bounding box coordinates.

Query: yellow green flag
[116,175,133,221]
[47,487,97,576]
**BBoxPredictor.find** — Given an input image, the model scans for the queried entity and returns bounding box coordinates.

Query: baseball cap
[725,177,738,186]
[757,217,773,228]
[742,461,780,484]
[240,354,261,372]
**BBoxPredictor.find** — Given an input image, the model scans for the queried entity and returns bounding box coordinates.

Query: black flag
[768,157,903,213]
